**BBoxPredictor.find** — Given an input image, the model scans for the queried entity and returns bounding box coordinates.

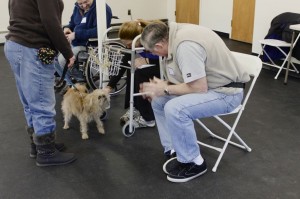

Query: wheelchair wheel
[85,41,127,96]
[122,121,135,137]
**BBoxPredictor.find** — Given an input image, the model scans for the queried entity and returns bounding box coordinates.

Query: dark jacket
[65,1,112,47]
[264,12,300,61]
[6,0,73,60]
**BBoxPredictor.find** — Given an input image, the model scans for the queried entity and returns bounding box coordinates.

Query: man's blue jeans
[151,90,244,163]
[4,40,56,135]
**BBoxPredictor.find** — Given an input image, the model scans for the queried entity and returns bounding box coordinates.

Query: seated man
[55,0,112,94]
[140,22,250,183]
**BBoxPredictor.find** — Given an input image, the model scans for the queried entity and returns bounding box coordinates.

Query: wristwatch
[164,87,170,95]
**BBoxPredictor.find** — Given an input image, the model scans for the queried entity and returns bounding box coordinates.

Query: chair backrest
[231,51,262,109]
[232,51,262,78]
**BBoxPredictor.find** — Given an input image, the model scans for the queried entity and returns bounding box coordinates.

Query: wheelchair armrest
[86,38,98,47]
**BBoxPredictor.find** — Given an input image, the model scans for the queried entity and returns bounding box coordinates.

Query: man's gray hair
[140,22,169,50]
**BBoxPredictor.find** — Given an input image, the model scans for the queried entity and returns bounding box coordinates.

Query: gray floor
[0,39,300,199]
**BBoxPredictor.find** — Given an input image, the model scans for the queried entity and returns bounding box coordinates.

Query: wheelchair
[76,41,127,96]
[55,27,128,96]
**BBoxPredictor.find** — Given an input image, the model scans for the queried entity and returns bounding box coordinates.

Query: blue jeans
[54,46,86,85]
[151,90,244,163]
[4,40,56,135]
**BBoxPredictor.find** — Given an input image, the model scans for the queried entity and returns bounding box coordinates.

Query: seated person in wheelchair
[55,0,112,94]
[104,19,163,128]
[140,22,250,183]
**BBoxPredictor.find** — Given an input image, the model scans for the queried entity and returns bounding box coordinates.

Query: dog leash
[55,60,88,97]
[55,61,69,88]
[69,82,86,98]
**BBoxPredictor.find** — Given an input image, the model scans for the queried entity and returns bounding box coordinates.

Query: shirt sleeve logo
[187,73,191,78]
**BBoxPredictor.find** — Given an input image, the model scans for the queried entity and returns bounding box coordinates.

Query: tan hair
[118,19,164,40]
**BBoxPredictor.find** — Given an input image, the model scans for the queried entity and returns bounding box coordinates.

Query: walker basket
[88,44,124,76]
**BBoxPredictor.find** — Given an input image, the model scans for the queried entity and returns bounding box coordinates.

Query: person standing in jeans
[4,0,76,166]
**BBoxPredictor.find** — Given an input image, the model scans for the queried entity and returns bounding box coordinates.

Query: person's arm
[140,41,208,99]
[36,0,73,61]
[64,5,77,32]
[140,77,207,99]
[104,53,131,93]
[106,4,113,28]
[165,78,208,95]
[139,51,159,60]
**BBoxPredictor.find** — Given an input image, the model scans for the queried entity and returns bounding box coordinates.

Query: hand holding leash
[68,56,75,68]
[55,57,74,88]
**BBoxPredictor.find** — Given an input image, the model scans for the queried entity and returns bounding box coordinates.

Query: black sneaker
[165,158,207,183]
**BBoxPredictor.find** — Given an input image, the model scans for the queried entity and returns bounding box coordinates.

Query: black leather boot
[26,126,65,158]
[33,133,76,167]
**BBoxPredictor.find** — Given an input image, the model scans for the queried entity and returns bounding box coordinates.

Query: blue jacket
[66,1,112,46]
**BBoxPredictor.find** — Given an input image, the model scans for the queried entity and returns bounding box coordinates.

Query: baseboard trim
[214,31,229,38]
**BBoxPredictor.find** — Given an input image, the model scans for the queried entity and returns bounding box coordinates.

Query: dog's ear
[98,95,103,100]
[99,93,110,108]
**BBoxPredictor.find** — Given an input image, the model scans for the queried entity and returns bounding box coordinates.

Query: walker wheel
[122,122,135,137]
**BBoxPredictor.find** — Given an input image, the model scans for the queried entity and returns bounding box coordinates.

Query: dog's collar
[72,85,80,92]
[71,85,85,98]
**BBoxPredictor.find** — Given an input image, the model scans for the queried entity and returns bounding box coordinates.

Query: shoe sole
[145,123,156,127]
[30,145,65,159]
[30,154,37,159]
[133,121,156,128]
[36,157,77,167]
[167,169,207,183]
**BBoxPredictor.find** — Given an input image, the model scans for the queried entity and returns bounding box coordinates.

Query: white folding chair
[196,52,262,172]
[258,34,300,79]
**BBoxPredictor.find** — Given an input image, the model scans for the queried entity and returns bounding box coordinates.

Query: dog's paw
[98,128,105,134]
[81,133,89,139]
[63,125,70,130]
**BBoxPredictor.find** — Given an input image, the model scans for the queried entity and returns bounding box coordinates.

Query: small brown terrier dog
[61,83,110,139]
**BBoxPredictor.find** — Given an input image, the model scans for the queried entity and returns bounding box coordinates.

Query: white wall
[0,0,168,31]
[0,1,9,33]
[166,0,300,54]
[61,0,169,26]
[0,0,169,39]
[106,0,168,24]
[252,0,300,54]
[167,0,176,22]
[200,0,233,33]
[2,0,300,54]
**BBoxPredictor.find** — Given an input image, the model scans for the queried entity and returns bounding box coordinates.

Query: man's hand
[63,28,72,35]
[103,86,112,94]
[66,32,75,43]
[134,57,148,68]
[140,77,168,100]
